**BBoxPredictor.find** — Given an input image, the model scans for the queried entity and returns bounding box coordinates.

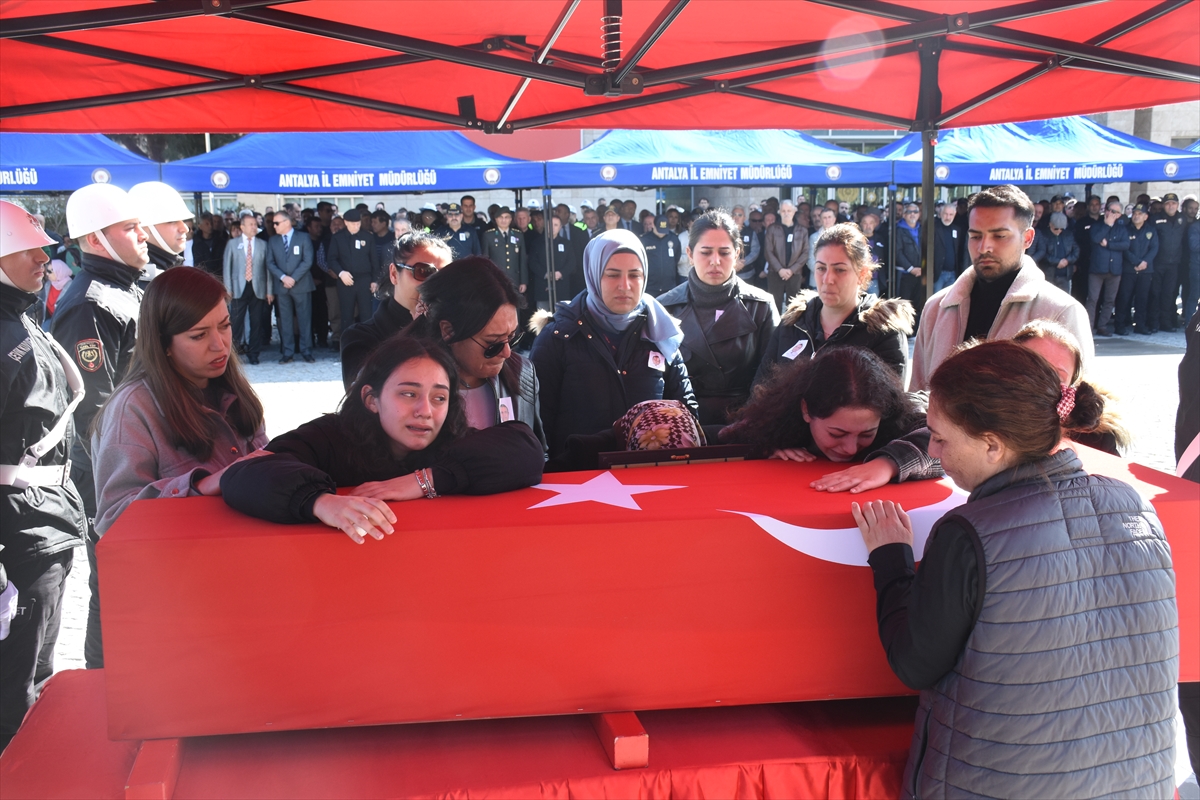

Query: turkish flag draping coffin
[99,447,1198,740]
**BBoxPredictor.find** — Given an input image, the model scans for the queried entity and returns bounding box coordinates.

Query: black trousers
[1114,269,1151,332]
[230,285,267,358]
[1148,261,1179,331]
[0,551,73,753]
[337,277,373,329]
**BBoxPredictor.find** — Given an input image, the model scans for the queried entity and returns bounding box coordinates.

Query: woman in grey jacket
[853,341,1177,799]
[92,268,268,537]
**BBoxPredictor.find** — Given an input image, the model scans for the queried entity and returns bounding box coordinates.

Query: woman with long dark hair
[722,346,933,473]
[221,335,543,543]
[853,340,1176,798]
[403,256,545,451]
[92,267,267,536]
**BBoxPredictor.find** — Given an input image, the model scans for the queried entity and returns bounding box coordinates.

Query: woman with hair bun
[853,340,1177,799]
[658,209,778,425]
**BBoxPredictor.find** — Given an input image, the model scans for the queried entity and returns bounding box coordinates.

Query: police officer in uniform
[481,207,528,293]
[1149,191,1187,332]
[327,208,378,329]
[0,201,87,753]
[128,181,192,286]
[642,214,682,297]
[49,183,148,669]
[435,202,482,261]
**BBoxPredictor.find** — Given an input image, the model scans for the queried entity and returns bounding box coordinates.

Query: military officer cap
[343,208,362,222]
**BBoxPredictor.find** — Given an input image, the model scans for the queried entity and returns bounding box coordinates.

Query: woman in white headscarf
[530,229,698,465]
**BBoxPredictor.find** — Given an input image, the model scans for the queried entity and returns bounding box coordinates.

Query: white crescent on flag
[721,484,970,566]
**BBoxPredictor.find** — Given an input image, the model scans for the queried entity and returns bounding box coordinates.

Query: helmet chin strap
[145,223,181,254]
[93,228,137,269]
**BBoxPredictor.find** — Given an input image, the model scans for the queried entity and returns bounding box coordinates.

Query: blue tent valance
[160,131,543,193]
[873,117,1199,185]
[546,129,891,187]
[0,133,161,191]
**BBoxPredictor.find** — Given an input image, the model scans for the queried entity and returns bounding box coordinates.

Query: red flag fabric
[98,446,1197,740]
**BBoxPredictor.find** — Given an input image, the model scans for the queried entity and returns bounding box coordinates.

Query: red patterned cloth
[614,400,707,451]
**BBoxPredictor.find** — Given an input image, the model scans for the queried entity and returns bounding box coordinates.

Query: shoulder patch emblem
[76,338,103,372]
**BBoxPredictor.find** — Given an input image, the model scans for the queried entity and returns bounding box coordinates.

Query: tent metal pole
[235,7,590,89]
[0,0,301,39]
[888,188,898,303]
[496,0,581,131]
[613,0,691,85]
[915,35,943,308]
[544,185,556,308]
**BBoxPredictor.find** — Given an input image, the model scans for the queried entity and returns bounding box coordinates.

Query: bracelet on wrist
[414,468,439,499]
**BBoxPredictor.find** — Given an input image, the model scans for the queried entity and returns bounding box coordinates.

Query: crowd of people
[0,177,1195,795]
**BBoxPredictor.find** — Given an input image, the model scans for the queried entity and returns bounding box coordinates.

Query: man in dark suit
[266,210,315,363]
[222,211,272,364]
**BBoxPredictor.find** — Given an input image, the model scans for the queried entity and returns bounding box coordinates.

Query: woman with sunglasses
[530,229,697,466]
[340,232,452,390]
[403,256,546,451]
[222,335,544,543]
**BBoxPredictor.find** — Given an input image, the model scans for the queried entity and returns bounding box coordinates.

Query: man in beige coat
[764,200,809,312]
[911,185,1093,390]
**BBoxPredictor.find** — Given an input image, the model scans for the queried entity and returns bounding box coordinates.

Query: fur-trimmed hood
[782,291,914,336]
[528,308,555,336]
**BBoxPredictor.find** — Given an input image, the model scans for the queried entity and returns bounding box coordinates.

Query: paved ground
[46,326,1196,781]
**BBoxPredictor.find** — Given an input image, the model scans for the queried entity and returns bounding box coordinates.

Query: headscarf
[614,399,706,451]
[582,229,684,362]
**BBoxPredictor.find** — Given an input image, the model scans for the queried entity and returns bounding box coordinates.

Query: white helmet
[0,200,55,258]
[66,183,139,239]
[128,181,192,226]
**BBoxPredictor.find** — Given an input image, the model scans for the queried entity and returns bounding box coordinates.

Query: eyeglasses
[473,331,521,359]
[398,261,439,282]
[749,216,763,223]
[905,209,920,215]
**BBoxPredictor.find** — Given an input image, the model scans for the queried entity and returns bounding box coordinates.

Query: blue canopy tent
[545,130,891,187]
[160,131,542,194]
[0,133,161,191]
[873,116,1200,186]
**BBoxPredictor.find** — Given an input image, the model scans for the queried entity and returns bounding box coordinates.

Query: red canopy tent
[4,0,1196,300]
[1,0,1197,135]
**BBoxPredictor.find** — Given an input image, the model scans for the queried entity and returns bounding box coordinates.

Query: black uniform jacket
[327,228,380,282]
[529,293,697,461]
[755,291,914,386]
[1,284,86,568]
[50,253,142,447]
[657,276,777,424]
[221,415,544,524]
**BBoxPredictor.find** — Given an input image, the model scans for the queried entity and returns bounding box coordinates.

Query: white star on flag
[527,472,685,510]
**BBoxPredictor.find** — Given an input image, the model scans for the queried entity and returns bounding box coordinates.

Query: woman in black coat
[530,229,697,465]
[657,210,779,425]
[755,224,914,387]
[222,336,543,543]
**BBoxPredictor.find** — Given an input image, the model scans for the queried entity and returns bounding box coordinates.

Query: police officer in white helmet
[0,201,87,752]
[49,182,147,669]
[127,181,192,284]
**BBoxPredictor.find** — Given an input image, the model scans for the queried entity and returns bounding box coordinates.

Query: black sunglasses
[398,261,439,282]
[473,331,521,359]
